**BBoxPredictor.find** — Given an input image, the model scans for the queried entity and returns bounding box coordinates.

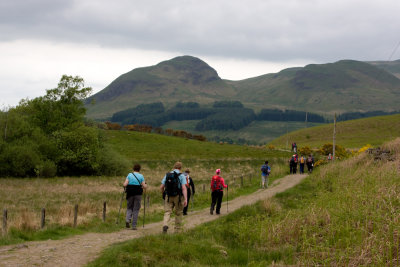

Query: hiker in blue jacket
[123,164,147,230]
[260,160,271,189]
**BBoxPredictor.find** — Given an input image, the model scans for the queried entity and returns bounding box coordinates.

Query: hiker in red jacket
[210,169,228,215]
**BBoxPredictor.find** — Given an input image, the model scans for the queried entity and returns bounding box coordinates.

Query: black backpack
[165,171,182,197]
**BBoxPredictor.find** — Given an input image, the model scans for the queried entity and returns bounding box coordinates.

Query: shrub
[97,145,130,176]
[319,143,348,158]
[267,144,275,150]
[298,146,312,156]
[38,160,57,178]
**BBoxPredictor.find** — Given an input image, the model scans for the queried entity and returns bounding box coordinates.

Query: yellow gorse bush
[357,144,372,154]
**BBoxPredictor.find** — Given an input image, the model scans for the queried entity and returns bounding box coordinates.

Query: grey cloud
[1,0,400,63]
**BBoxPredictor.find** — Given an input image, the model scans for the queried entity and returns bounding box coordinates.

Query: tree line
[337,110,400,121]
[110,101,327,131]
[104,121,207,141]
[0,75,129,178]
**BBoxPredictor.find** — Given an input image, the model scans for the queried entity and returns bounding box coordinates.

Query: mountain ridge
[86,55,400,119]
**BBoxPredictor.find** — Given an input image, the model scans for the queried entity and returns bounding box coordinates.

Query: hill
[269,113,400,149]
[86,56,400,120]
[368,59,400,78]
[229,60,400,114]
[86,56,235,119]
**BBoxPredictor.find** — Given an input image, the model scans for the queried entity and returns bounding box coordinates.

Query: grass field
[88,138,400,266]
[162,120,323,145]
[0,130,290,246]
[270,113,400,149]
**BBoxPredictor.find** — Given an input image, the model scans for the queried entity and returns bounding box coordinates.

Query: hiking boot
[125,222,130,229]
[162,225,168,233]
[131,226,137,230]
[210,209,213,215]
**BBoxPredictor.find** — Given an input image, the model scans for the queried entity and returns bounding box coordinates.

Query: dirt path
[0,174,307,267]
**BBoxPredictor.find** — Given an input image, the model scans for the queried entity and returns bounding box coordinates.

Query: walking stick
[226,184,229,213]
[116,187,125,224]
[143,193,146,228]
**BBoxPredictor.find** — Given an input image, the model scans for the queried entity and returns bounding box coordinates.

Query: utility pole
[333,113,336,161]
[305,111,308,128]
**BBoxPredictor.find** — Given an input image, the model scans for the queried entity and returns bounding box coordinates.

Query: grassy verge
[88,138,400,266]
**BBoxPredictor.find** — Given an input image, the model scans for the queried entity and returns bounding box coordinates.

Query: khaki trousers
[163,195,184,232]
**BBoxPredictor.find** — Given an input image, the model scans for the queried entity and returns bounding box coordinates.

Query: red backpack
[211,175,223,191]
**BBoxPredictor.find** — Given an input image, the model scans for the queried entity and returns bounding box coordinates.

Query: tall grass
[88,138,400,266]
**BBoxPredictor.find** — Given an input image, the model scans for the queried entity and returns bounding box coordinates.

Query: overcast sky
[1,0,400,107]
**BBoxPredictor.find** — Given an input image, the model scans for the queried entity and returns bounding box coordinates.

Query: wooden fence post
[241,176,244,187]
[41,208,46,229]
[2,209,7,235]
[73,204,78,227]
[202,184,205,192]
[103,202,106,222]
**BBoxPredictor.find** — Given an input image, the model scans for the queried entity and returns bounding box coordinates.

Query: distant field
[162,120,323,145]
[103,129,289,160]
[269,113,400,149]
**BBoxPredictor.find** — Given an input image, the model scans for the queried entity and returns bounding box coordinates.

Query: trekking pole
[143,192,146,228]
[116,187,125,224]
[226,184,229,213]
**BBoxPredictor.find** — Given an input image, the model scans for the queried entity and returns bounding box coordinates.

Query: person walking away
[260,160,271,188]
[182,168,195,215]
[294,154,298,174]
[210,169,228,215]
[299,155,305,174]
[293,142,297,153]
[124,164,147,230]
[289,156,295,174]
[160,162,187,233]
[306,154,314,173]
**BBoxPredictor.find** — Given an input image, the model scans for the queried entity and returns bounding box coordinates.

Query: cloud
[1,0,400,106]
[1,0,400,62]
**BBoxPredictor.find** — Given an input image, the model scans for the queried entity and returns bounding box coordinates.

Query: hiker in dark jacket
[289,155,298,174]
[160,162,187,233]
[123,164,147,230]
[210,169,228,215]
[306,154,314,173]
[183,168,195,215]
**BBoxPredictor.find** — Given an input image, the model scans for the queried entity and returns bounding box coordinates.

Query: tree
[24,75,92,134]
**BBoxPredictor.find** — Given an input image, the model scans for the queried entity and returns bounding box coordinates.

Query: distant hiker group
[289,143,314,174]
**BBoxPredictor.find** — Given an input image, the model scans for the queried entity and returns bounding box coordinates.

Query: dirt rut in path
[0,174,307,267]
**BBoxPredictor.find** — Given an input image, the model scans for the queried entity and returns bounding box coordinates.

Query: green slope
[86,56,236,119]
[229,60,400,114]
[269,113,400,149]
[103,130,289,160]
[162,120,323,145]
